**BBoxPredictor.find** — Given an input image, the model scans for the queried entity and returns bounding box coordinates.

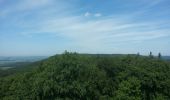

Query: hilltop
[0,52,170,100]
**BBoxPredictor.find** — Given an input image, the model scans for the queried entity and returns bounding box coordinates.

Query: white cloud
[84,12,90,17]
[84,12,102,17]
[21,13,170,51]
[94,13,102,17]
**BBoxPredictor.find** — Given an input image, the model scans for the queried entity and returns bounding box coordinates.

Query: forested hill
[0,52,170,100]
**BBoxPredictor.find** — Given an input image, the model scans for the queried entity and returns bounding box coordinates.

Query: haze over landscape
[0,0,170,56]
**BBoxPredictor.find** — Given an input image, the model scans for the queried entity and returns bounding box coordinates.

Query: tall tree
[158,52,161,59]
[149,51,153,58]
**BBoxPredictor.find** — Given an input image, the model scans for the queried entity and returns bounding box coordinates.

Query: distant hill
[162,56,170,60]
[0,56,48,61]
[0,52,170,99]
[0,56,48,66]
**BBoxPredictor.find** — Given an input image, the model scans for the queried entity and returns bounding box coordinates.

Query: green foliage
[0,52,170,100]
[115,77,142,100]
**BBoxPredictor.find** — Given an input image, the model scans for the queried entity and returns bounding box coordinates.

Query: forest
[0,51,170,100]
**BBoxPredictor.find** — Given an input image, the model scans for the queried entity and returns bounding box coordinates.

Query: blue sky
[0,0,170,56]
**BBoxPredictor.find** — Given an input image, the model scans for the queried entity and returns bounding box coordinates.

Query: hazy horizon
[0,0,170,56]
[0,52,169,57]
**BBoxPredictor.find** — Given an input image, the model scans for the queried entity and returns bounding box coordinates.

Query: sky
[0,0,170,56]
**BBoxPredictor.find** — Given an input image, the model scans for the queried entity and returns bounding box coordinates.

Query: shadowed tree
[149,52,153,58]
[158,52,162,59]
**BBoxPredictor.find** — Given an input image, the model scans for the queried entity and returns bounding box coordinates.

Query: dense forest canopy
[0,52,170,100]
